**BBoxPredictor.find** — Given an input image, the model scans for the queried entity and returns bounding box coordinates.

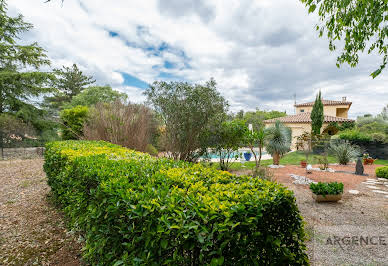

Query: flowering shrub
[44,141,308,265]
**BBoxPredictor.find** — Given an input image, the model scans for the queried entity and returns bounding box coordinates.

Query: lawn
[223,151,337,171]
[207,151,388,171]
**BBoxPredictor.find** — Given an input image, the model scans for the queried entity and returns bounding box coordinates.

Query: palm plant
[265,121,292,165]
[328,140,360,165]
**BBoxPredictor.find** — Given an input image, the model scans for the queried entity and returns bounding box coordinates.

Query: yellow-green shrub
[44,140,308,265]
[376,166,388,178]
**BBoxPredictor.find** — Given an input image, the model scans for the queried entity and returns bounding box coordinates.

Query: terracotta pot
[312,193,342,202]
[300,161,307,168]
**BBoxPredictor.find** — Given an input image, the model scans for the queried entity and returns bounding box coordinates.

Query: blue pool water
[203,151,267,159]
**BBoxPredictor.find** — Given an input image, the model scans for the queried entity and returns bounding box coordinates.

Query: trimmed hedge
[44,141,308,265]
[376,166,388,179]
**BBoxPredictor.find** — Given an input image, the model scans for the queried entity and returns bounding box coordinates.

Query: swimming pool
[202,150,267,160]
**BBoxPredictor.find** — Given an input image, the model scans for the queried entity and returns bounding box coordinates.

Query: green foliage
[208,120,247,171]
[328,140,361,165]
[145,143,158,156]
[264,120,292,164]
[44,64,95,110]
[309,182,344,196]
[60,106,89,140]
[244,127,266,169]
[311,91,324,135]
[0,0,53,114]
[44,140,308,265]
[65,85,128,108]
[339,129,373,143]
[300,0,388,77]
[339,121,355,131]
[144,78,228,162]
[315,154,329,170]
[376,166,388,179]
[236,109,286,130]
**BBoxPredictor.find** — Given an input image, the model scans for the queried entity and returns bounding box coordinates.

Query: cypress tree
[311,91,324,135]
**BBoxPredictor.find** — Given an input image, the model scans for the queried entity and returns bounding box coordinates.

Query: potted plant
[243,151,252,162]
[300,160,307,168]
[310,182,344,202]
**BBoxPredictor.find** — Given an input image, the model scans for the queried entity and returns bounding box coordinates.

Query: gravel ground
[236,164,388,265]
[0,159,82,265]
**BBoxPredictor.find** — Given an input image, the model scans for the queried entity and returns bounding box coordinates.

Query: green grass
[206,151,337,171]
[375,159,388,166]
[204,151,388,171]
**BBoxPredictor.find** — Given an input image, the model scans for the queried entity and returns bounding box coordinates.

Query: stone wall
[0,147,45,160]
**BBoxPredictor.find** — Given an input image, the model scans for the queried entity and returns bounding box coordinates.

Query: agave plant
[265,121,292,165]
[328,140,361,165]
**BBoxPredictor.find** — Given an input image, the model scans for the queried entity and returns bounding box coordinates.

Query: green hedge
[44,141,308,265]
[376,166,388,179]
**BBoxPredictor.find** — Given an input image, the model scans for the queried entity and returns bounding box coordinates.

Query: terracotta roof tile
[295,99,352,107]
[263,112,354,124]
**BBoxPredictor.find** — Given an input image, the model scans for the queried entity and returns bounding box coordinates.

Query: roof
[263,112,354,124]
[295,99,352,107]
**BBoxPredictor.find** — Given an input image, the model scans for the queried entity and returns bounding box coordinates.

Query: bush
[371,132,387,143]
[83,101,156,152]
[328,140,361,165]
[145,143,158,156]
[44,141,308,265]
[339,129,372,143]
[310,182,344,196]
[60,105,89,140]
[376,166,388,179]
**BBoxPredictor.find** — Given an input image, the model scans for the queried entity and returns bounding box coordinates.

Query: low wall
[350,142,388,160]
[0,147,45,160]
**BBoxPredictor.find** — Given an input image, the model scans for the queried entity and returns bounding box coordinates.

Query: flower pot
[312,193,342,202]
[243,152,252,161]
[363,158,375,165]
[300,161,307,168]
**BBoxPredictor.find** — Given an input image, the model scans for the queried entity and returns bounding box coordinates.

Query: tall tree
[311,91,324,135]
[301,0,388,78]
[144,78,228,162]
[44,63,95,110]
[0,0,52,114]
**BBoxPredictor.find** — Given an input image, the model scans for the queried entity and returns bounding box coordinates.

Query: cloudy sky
[8,0,388,118]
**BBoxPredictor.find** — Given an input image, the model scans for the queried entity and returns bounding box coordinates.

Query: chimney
[342,96,347,102]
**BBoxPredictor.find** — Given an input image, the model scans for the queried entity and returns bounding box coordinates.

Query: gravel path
[0,159,82,265]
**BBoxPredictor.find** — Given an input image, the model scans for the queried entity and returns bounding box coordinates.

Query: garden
[1,0,388,264]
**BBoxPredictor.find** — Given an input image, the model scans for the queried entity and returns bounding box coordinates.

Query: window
[300,109,304,113]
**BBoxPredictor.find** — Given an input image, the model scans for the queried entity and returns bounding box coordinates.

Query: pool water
[203,151,267,159]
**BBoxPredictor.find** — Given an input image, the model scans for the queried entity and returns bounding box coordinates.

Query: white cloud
[8,0,388,118]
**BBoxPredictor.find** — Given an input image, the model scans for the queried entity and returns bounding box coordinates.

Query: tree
[65,85,128,108]
[0,0,53,114]
[208,120,246,171]
[300,0,388,78]
[244,127,266,170]
[265,121,292,165]
[44,64,95,110]
[239,109,286,130]
[311,91,324,135]
[144,79,228,162]
[60,105,89,140]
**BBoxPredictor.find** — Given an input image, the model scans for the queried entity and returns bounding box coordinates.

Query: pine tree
[311,91,324,135]
[0,0,53,114]
[44,64,96,110]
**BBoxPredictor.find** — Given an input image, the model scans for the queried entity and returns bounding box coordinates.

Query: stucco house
[263,97,355,149]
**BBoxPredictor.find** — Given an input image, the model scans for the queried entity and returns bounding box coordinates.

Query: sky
[8,0,388,118]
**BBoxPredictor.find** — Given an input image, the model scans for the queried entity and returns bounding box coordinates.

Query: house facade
[263,97,354,149]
